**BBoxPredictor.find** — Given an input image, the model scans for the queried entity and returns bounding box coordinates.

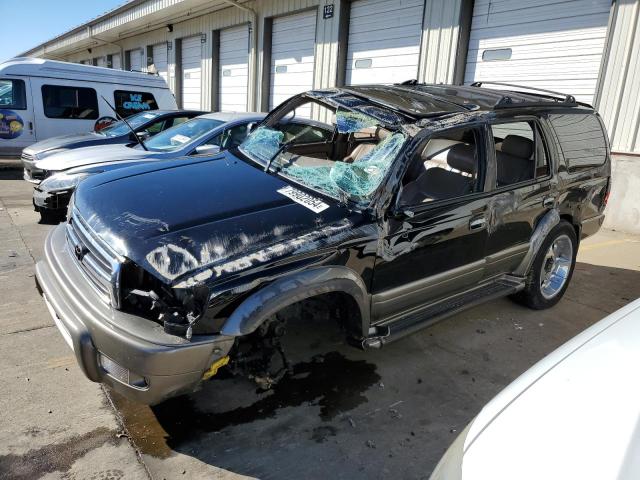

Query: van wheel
[513,221,577,310]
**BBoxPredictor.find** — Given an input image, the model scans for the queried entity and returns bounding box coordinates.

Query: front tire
[38,209,65,224]
[513,220,577,310]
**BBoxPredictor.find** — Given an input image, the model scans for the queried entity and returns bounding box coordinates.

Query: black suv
[35,83,611,404]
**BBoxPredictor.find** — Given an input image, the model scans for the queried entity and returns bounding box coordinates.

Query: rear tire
[513,220,577,310]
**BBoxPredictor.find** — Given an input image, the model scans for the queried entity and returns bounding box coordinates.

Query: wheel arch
[220,266,370,339]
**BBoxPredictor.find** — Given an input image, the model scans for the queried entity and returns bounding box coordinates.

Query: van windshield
[143,117,224,152]
[99,111,162,137]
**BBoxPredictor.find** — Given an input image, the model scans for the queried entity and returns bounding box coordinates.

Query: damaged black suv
[36,83,611,404]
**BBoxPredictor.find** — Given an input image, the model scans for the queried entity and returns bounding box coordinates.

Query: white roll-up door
[111,53,122,70]
[346,0,424,85]
[270,10,317,115]
[96,57,107,68]
[465,0,611,105]
[152,43,169,84]
[128,49,143,71]
[219,25,250,112]
[181,36,203,109]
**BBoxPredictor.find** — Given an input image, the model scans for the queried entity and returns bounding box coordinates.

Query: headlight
[39,172,91,192]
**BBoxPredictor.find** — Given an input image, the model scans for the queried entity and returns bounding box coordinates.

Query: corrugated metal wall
[596,0,640,154]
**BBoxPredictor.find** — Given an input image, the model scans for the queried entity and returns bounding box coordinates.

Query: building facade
[19,0,640,229]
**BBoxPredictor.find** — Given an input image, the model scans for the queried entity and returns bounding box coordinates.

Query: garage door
[152,43,169,84]
[270,10,317,116]
[128,49,143,71]
[181,36,203,109]
[111,53,122,70]
[465,0,611,105]
[346,0,424,85]
[96,57,107,68]
[219,25,250,112]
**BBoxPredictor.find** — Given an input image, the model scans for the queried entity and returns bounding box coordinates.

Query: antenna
[100,95,149,151]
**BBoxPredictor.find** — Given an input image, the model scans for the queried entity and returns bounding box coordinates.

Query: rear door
[0,76,36,154]
[482,117,555,279]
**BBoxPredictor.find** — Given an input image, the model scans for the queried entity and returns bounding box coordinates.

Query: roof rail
[470,81,576,107]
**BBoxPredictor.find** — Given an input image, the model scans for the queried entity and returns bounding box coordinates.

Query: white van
[0,57,177,156]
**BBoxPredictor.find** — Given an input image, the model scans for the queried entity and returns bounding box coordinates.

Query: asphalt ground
[1,166,639,479]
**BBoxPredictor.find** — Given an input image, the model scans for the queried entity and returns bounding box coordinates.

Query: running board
[361,278,525,349]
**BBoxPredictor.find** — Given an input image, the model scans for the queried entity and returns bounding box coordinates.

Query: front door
[0,77,36,155]
[371,124,492,323]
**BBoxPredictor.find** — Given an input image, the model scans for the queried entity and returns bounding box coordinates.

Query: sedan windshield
[143,118,224,152]
[239,98,406,203]
[99,112,161,137]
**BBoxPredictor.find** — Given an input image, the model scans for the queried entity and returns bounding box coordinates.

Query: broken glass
[283,132,406,200]
[239,126,284,164]
[336,110,379,134]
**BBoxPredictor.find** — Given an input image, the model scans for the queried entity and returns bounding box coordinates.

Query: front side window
[42,85,98,119]
[399,126,482,206]
[99,111,162,137]
[143,117,224,152]
[239,98,407,203]
[0,79,26,109]
[490,120,547,187]
[113,90,158,118]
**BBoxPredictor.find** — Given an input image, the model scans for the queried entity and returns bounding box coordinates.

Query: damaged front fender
[220,266,370,338]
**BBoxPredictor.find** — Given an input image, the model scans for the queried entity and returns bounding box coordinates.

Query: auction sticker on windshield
[278,186,329,213]
[171,134,190,144]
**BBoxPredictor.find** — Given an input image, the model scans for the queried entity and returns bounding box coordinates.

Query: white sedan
[430,298,640,480]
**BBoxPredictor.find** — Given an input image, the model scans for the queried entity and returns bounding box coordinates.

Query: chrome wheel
[540,234,573,300]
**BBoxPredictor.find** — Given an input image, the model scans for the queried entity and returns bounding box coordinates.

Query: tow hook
[202,355,230,380]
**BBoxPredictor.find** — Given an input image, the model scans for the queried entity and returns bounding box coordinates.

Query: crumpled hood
[25,132,111,156]
[73,152,370,287]
[35,144,150,171]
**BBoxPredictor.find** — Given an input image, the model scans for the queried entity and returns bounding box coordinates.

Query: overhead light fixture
[166,24,173,33]
[87,48,92,54]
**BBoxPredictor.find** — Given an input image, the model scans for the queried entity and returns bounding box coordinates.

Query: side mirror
[195,144,221,155]
[137,131,150,141]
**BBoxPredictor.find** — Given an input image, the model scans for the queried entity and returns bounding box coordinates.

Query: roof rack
[470,81,577,108]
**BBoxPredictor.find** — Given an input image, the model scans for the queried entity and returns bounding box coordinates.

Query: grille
[66,208,123,308]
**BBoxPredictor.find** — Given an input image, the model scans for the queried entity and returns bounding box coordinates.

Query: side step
[361,277,524,349]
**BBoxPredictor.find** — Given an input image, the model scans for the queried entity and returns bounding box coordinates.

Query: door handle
[542,196,555,208]
[469,217,487,231]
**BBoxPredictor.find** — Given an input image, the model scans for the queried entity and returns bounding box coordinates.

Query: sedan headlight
[39,171,91,192]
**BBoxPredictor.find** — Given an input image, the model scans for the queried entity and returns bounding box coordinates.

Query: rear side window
[114,90,158,118]
[550,114,607,172]
[42,85,99,119]
[490,121,549,187]
[0,79,27,109]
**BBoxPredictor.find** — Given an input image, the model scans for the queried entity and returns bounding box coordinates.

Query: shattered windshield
[143,117,224,152]
[239,99,407,203]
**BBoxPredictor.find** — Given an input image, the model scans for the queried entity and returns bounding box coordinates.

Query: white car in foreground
[431,298,640,480]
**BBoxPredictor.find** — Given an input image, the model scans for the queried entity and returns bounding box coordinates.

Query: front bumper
[33,186,72,213]
[35,225,234,404]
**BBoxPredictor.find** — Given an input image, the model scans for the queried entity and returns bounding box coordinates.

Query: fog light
[99,353,147,388]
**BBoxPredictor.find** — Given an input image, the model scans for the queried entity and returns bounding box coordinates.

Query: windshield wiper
[100,96,149,151]
[264,142,292,172]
